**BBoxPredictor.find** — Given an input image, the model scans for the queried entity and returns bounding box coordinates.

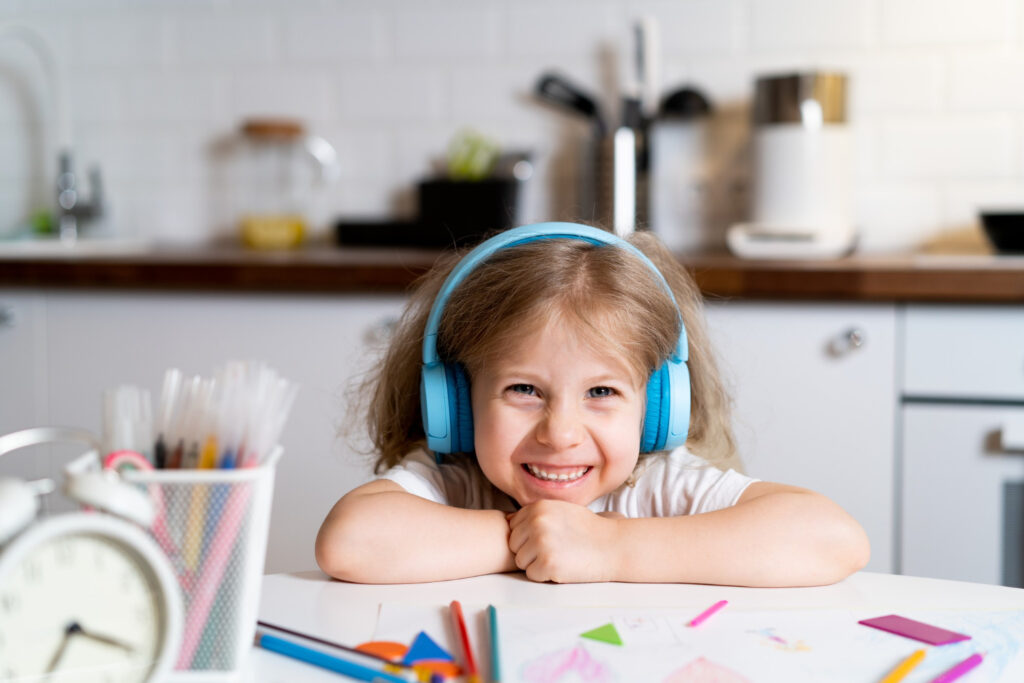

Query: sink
[0,238,156,258]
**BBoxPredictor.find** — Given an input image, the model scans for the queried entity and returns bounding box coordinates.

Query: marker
[488,604,501,683]
[930,653,983,683]
[880,649,926,683]
[449,600,480,683]
[255,631,410,683]
[688,600,728,627]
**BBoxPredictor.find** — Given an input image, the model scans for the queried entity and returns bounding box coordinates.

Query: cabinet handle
[827,327,865,357]
[0,306,14,329]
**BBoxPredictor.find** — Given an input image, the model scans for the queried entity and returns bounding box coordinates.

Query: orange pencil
[449,600,480,683]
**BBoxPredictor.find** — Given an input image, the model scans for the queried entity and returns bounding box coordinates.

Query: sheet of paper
[373,603,1024,682]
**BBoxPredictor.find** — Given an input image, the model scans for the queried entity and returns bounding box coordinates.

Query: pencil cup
[121,448,282,681]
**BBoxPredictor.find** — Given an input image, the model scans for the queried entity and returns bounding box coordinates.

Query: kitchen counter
[2,243,1024,302]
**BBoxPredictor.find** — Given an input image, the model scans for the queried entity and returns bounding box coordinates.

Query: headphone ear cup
[641,359,691,453]
[641,366,666,453]
[661,358,691,451]
[421,362,453,455]
[451,363,474,453]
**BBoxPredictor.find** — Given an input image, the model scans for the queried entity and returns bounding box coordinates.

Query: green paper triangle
[580,623,623,646]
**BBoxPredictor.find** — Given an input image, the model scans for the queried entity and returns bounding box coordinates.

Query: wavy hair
[358,229,740,474]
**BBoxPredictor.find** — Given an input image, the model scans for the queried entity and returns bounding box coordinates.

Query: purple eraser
[858,614,971,646]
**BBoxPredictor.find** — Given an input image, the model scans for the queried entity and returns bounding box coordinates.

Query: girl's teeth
[526,464,589,482]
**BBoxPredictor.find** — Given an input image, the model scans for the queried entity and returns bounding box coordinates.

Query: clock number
[54,539,74,565]
[0,593,19,614]
[22,559,40,582]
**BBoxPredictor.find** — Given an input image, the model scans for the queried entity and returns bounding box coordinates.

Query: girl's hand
[507,500,623,583]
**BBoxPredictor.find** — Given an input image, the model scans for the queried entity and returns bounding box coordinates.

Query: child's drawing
[520,644,614,683]
[746,626,812,652]
[373,604,1024,682]
[663,657,750,683]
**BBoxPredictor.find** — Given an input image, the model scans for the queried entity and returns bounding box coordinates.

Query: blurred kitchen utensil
[660,86,713,119]
[232,118,338,249]
[649,85,715,252]
[728,71,855,259]
[980,211,1024,253]
[534,71,607,135]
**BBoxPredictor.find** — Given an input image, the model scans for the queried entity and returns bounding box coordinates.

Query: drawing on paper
[746,626,811,652]
[662,657,750,683]
[520,644,613,683]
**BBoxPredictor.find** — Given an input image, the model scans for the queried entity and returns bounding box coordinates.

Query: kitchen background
[3,1,1024,583]
[2,0,1024,251]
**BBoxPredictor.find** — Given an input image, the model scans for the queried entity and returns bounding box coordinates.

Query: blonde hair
[361,228,740,474]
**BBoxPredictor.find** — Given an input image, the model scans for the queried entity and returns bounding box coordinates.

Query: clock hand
[45,621,82,673]
[74,623,136,653]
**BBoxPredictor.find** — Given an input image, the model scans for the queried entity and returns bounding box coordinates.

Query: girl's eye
[508,384,536,396]
[587,386,616,398]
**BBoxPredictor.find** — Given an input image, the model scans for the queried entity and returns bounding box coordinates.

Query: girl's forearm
[609,491,870,587]
[316,490,517,583]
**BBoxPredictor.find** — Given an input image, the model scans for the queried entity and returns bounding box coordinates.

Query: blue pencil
[255,631,409,683]
[488,604,502,683]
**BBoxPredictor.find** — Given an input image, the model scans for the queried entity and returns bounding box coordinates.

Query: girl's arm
[507,482,870,586]
[315,479,518,583]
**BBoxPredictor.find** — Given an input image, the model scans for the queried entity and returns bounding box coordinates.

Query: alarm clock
[0,427,183,682]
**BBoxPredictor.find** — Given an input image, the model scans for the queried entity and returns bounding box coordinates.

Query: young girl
[316,222,869,586]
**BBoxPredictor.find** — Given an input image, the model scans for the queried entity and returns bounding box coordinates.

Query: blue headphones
[420,222,690,456]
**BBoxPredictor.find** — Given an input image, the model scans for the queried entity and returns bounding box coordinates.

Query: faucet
[0,22,105,242]
[56,150,105,241]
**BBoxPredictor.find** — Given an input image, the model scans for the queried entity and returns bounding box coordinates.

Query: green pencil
[488,604,501,683]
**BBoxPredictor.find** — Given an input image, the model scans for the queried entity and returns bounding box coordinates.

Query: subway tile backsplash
[1,0,1022,250]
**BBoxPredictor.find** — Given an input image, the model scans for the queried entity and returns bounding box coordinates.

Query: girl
[316,222,869,586]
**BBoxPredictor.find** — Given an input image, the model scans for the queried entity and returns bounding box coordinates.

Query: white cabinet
[4,290,405,574]
[902,403,1024,585]
[899,304,1024,586]
[0,291,48,480]
[706,302,897,573]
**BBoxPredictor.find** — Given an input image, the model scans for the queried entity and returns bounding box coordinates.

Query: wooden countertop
[2,243,1024,303]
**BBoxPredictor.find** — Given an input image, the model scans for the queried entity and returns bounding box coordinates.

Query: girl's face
[470,318,646,507]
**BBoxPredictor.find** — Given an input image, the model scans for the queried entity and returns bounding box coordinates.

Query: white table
[244,571,1024,682]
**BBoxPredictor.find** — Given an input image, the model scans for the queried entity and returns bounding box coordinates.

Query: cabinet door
[901,404,1024,586]
[705,302,897,573]
[0,291,50,481]
[45,291,406,573]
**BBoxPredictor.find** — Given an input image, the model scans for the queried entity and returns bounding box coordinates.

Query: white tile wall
[1,0,1022,250]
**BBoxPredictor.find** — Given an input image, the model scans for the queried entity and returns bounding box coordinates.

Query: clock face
[0,529,168,682]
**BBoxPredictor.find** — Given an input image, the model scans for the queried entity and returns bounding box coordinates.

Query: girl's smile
[469,318,646,507]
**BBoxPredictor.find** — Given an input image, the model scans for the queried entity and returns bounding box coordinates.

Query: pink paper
[858,614,970,645]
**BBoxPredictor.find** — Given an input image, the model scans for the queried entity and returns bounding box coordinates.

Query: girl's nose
[536,401,585,450]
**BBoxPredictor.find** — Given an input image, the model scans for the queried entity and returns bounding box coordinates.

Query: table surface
[240,571,1024,682]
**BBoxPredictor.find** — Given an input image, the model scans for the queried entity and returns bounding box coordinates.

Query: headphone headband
[421,222,688,366]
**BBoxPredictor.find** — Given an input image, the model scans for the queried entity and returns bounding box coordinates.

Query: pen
[880,649,926,683]
[931,653,983,683]
[688,600,728,627]
[255,631,410,683]
[450,600,480,683]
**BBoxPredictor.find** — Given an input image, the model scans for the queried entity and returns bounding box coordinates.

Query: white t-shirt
[379,447,758,517]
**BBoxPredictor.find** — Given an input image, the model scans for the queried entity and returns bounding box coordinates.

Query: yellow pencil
[880,649,926,683]
[184,433,219,573]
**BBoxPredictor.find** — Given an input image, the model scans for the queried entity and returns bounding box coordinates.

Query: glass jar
[233,119,338,249]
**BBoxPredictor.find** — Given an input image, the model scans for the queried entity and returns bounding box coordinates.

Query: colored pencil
[488,604,501,683]
[449,600,480,683]
[256,620,416,672]
[255,631,409,683]
[880,649,926,683]
[688,599,728,627]
[931,653,983,683]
